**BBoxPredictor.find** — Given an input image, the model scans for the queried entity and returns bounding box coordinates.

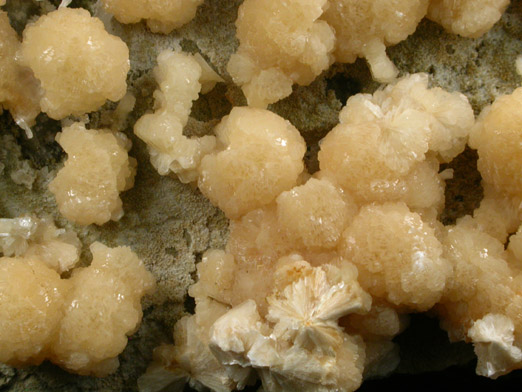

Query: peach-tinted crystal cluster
[49,122,137,226]
[135,51,307,217]
[198,107,306,219]
[134,50,221,183]
[228,0,509,107]
[20,7,129,120]
[226,0,335,107]
[427,0,510,38]
[101,0,203,34]
[433,86,522,379]
[0,0,518,388]
[138,72,497,392]
[323,0,429,82]
[0,241,155,376]
[319,73,473,212]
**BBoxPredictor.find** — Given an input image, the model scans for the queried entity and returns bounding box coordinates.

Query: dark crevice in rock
[440,147,483,226]
[326,72,362,105]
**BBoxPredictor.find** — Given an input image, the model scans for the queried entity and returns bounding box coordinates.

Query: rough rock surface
[0,0,521,390]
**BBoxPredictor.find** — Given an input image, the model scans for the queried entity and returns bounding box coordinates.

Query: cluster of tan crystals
[134,50,222,183]
[0,3,157,377]
[20,7,130,120]
[0,215,155,376]
[2,4,138,226]
[136,37,522,389]
[228,0,510,107]
[49,122,137,226]
[1,0,521,389]
[1,3,130,137]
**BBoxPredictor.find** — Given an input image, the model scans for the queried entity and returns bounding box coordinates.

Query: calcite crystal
[20,7,130,120]
[0,242,155,376]
[49,122,137,226]
[101,0,203,34]
[468,314,522,378]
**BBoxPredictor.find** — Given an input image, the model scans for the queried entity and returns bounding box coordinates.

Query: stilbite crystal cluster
[227,0,510,107]
[226,0,335,108]
[427,0,510,38]
[0,0,520,390]
[434,86,522,379]
[323,0,429,82]
[0,241,155,376]
[20,7,130,120]
[197,107,307,219]
[134,50,222,183]
[49,122,137,226]
[139,70,522,392]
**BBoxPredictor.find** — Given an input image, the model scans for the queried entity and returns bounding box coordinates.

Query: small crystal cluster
[134,50,222,183]
[0,237,155,376]
[0,215,80,273]
[49,122,137,226]
[20,7,130,120]
[228,0,510,107]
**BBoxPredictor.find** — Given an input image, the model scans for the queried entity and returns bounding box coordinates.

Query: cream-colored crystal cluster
[20,7,129,120]
[197,107,306,219]
[49,122,137,226]
[1,3,131,135]
[434,86,522,379]
[323,0,429,83]
[134,50,222,183]
[226,0,335,108]
[319,73,473,211]
[0,0,519,388]
[134,50,306,214]
[0,240,155,375]
[228,0,509,107]
[138,72,513,391]
[100,0,203,34]
[427,0,510,38]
